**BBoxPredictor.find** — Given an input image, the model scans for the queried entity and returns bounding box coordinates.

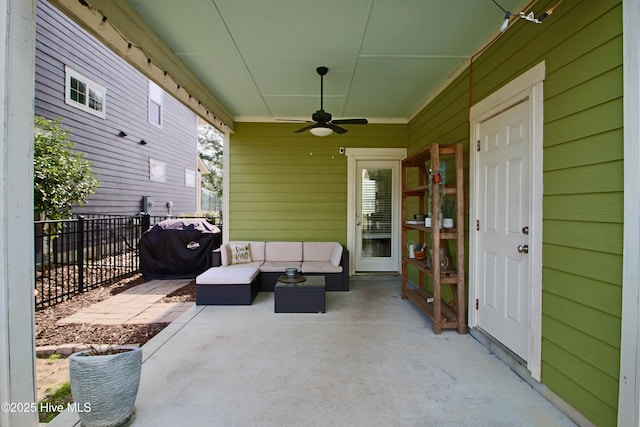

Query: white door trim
[469,61,545,380]
[346,148,407,275]
[618,0,640,424]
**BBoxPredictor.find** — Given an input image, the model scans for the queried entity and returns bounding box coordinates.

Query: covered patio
[50,276,574,426]
[2,1,639,426]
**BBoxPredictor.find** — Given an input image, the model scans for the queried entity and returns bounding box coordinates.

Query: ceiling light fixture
[310,127,333,137]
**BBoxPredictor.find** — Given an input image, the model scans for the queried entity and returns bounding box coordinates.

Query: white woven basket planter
[69,346,142,427]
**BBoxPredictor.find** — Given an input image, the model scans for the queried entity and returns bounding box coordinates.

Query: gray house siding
[34,0,198,216]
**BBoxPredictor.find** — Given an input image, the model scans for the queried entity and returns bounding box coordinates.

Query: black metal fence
[34,213,221,310]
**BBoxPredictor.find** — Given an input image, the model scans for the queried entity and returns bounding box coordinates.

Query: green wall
[227,1,623,424]
[407,1,623,426]
[228,122,407,244]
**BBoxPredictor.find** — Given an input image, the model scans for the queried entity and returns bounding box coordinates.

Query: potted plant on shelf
[442,199,455,229]
[69,345,142,427]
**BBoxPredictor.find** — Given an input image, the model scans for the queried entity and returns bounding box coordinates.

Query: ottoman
[196,266,260,305]
[274,276,326,313]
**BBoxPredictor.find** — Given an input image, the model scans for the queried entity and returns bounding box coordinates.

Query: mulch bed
[35,273,195,347]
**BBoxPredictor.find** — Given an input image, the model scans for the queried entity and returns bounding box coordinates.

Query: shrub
[34,116,99,221]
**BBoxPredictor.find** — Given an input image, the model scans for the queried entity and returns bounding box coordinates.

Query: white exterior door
[476,100,531,360]
[354,160,399,272]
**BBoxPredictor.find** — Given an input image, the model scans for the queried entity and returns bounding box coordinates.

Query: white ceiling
[101,0,529,124]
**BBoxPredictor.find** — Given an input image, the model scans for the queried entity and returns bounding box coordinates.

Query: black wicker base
[196,279,259,305]
[274,276,326,313]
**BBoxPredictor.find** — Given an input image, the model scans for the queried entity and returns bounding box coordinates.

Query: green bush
[34,116,99,221]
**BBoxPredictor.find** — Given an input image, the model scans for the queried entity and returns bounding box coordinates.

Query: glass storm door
[355,161,399,271]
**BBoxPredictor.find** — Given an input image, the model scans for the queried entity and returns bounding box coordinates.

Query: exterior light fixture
[500,11,511,32]
[310,127,333,137]
[491,0,563,33]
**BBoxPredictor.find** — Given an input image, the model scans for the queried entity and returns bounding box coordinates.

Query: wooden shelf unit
[401,143,466,334]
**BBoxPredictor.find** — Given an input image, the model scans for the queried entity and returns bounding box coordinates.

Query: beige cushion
[196,266,259,285]
[259,261,302,273]
[265,242,302,262]
[247,241,266,262]
[330,244,343,267]
[301,261,342,274]
[222,241,266,266]
[303,242,338,261]
[226,261,263,270]
[220,244,231,266]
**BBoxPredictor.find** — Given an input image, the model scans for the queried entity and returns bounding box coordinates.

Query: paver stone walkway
[56,279,193,325]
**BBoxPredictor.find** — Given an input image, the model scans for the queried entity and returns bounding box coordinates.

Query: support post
[0,1,38,425]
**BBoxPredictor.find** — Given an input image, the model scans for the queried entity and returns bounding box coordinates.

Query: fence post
[141,213,150,234]
[77,215,84,293]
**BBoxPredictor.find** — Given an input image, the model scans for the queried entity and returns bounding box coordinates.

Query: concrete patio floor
[51,275,576,427]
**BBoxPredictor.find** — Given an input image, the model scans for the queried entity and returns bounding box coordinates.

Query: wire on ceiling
[491,0,564,33]
[75,0,227,131]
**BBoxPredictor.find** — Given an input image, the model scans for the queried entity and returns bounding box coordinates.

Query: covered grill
[139,219,222,279]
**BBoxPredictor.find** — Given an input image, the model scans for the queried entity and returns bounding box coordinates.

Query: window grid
[64,66,106,118]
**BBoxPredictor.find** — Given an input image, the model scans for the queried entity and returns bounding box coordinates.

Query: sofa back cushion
[265,242,302,262]
[303,242,342,264]
[330,244,344,267]
[221,241,265,265]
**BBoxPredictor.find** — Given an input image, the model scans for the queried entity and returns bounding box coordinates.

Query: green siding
[229,123,407,243]
[226,1,625,424]
[406,1,623,425]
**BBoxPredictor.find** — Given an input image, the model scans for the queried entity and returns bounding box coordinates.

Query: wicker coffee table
[274,275,326,313]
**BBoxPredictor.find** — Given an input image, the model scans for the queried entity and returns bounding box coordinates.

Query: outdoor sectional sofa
[195,241,349,305]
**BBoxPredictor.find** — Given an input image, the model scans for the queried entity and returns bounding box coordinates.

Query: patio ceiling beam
[49,0,234,133]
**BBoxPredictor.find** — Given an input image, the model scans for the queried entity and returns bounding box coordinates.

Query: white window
[65,66,106,118]
[149,158,166,182]
[185,169,196,187]
[148,81,163,127]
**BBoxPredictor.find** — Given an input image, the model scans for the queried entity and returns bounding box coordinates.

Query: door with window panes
[354,160,399,271]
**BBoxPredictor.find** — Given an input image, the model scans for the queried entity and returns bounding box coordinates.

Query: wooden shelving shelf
[404,289,459,329]
[401,143,466,334]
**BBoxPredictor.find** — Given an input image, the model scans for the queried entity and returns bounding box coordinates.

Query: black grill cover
[139,219,222,279]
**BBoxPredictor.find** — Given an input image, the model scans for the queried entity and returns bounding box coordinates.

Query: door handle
[517,245,529,254]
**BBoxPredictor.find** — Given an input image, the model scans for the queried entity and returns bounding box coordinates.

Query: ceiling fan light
[310,126,333,137]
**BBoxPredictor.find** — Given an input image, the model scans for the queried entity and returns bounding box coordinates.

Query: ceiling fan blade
[326,123,348,134]
[294,124,316,133]
[291,67,365,136]
[331,118,368,125]
[277,119,314,123]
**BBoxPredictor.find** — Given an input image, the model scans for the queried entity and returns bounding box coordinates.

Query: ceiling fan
[291,66,368,137]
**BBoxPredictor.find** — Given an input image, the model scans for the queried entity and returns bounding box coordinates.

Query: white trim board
[345,148,407,275]
[618,0,640,424]
[468,61,545,381]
